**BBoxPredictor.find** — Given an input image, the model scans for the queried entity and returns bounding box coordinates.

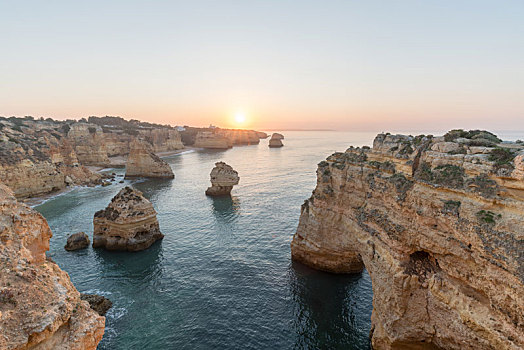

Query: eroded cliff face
[0,184,105,349]
[0,120,102,198]
[93,186,164,251]
[0,116,186,199]
[291,131,524,349]
[193,131,233,149]
[124,140,174,179]
[205,162,240,196]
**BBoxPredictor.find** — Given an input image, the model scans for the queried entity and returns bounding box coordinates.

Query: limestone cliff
[0,183,105,349]
[215,129,260,145]
[193,131,233,149]
[291,130,524,349]
[67,123,111,166]
[124,140,174,179]
[205,162,240,196]
[0,118,102,198]
[93,186,164,251]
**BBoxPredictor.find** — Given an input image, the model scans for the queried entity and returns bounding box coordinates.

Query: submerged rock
[291,130,524,349]
[0,183,105,349]
[80,294,113,316]
[125,140,174,179]
[93,186,164,251]
[268,133,284,148]
[65,231,90,251]
[205,162,240,196]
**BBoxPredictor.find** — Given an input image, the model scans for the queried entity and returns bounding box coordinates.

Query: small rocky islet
[93,186,164,252]
[205,161,240,196]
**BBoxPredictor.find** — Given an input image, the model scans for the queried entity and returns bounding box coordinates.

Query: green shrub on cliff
[476,210,501,224]
[488,147,515,171]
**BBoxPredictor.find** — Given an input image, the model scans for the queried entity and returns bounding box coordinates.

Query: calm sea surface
[38,129,522,350]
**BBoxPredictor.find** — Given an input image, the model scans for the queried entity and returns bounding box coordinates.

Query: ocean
[38,129,520,349]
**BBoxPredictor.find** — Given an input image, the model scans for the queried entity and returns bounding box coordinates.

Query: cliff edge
[291,130,524,349]
[0,183,105,349]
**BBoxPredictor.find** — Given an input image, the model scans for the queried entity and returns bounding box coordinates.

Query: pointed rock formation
[0,183,105,349]
[93,186,164,251]
[205,162,240,196]
[268,133,284,148]
[291,130,524,349]
[125,140,174,179]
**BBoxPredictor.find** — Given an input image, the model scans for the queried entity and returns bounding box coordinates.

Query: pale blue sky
[1,0,523,131]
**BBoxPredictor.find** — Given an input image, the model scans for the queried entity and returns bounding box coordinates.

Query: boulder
[430,141,460,153]
[205,162,240,196]
[93,186,164,251]
[80,294,113,316]
[125,140,174,179]
[65,232,90,251]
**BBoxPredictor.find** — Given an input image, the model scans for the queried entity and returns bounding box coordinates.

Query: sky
[1,0,523,132]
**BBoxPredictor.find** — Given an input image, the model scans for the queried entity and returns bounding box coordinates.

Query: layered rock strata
[291,130,524,349]
[193,131,233,149]
[268,133,284,148]
[215,129,260,145]
[0,183,105,349]
[93,186,164,251]
[0,118,103,198]
[124,140,174,179]
[205,162,240,196]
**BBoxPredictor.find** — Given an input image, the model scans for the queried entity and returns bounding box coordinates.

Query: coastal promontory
[205,162,240,196]
[124,140,174,179]
[0,183,105,349]
[291,130,524,349]
[93,186,164,251]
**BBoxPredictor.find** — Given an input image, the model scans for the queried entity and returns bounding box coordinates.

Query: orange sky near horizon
[1,1,523,133]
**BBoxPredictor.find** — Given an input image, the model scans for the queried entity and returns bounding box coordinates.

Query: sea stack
[0,183,105,349]
[93,186,164,251]
[291,130,524,349]
[125,140,174,179]
[268,133,284,148]
[205,162,240,196]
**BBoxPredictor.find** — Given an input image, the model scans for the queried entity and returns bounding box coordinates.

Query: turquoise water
[36,131,377,349]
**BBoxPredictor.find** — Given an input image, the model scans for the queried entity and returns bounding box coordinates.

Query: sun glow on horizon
[234,111,246,125]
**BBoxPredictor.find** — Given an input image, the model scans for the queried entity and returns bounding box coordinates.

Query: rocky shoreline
[0,116,267,201]
[291,130,524,349]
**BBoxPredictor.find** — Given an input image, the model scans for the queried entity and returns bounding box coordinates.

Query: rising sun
[235,112,246,124]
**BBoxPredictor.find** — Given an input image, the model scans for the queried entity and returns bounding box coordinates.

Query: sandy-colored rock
[431,141,460,153]
[93,186,164,251]
[291,131,524,350]
[194,131,232,149]
[205,162,240,196]
[125,140,174,179]
[215,129,260,145]
[67,123,110,166]
[0,183,105,350]
[64,232,90,251]
[268,133,284,148]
